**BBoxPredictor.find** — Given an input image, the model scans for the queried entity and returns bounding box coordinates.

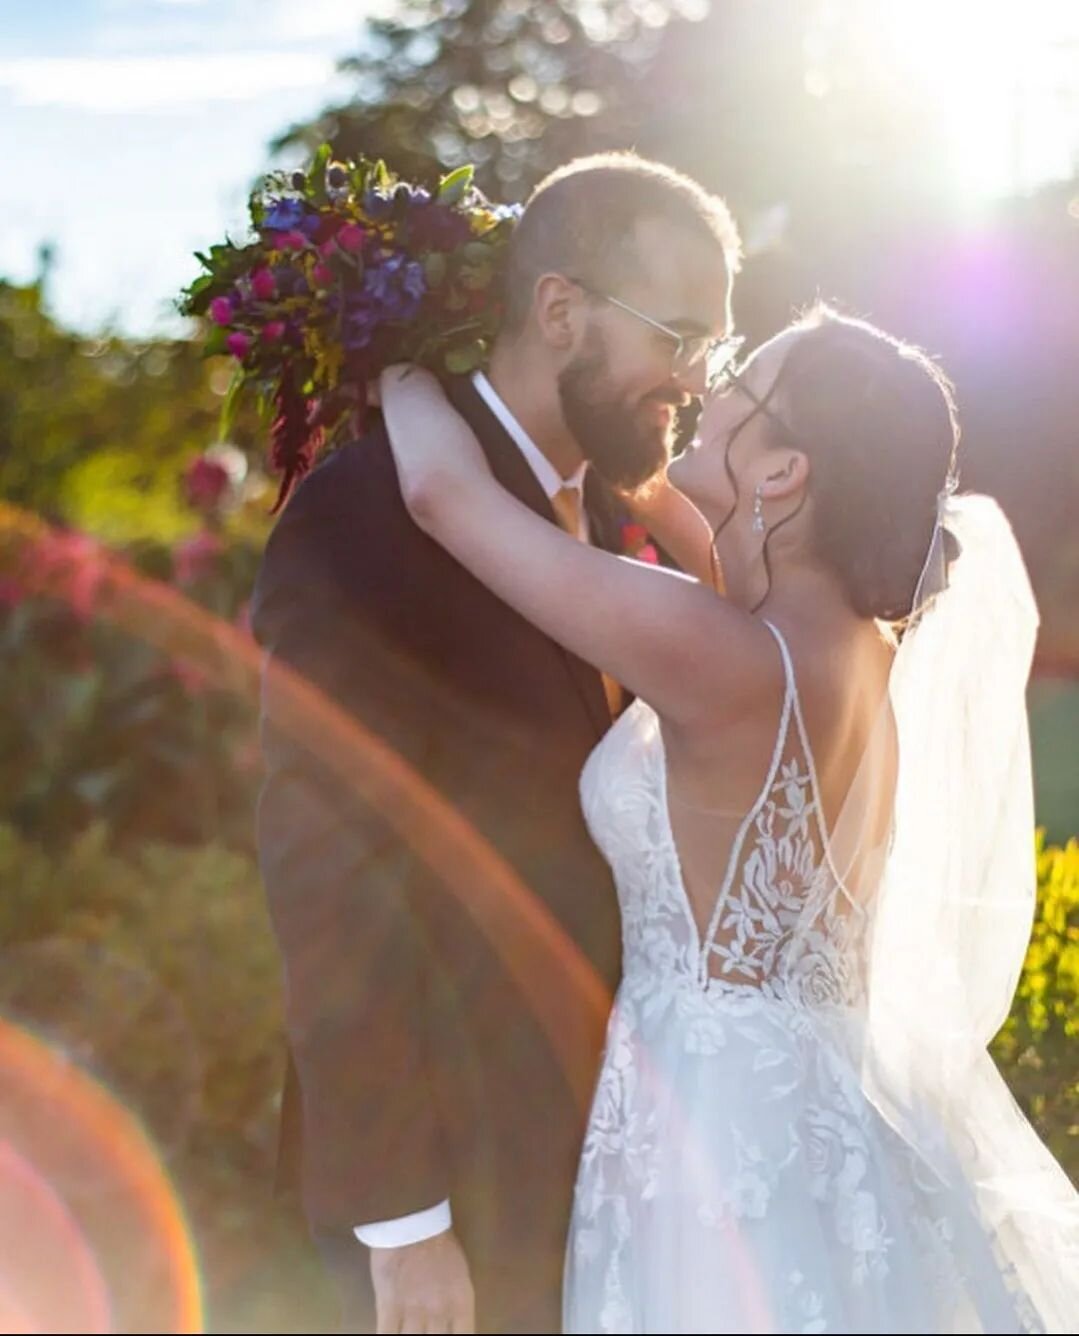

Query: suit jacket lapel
[446,376,612,740]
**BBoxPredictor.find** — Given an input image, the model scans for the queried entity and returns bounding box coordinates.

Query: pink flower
[170,657,210,695]
[27,530,107,622]
[261,320,286,343]
[209,296,235,326]
[318,239,338,259]
[226,331,252,360]
[183,454,232,511]
[172,530,225,586]
[0,576,25,610]
[312,262,334,287]
[274,230,308,251]
[250,267,276,300]
[336,223,366,254]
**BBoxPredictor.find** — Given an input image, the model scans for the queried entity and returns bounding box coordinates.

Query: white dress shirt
[354,370,589,1251]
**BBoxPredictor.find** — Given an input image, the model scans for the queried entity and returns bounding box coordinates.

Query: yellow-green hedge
[991,833,1079,1174]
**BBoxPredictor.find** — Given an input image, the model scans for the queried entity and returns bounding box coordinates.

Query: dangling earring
[752,485,766,534]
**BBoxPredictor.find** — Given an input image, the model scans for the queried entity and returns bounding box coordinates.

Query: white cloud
[265,0,384,44]
[0,51,340,113]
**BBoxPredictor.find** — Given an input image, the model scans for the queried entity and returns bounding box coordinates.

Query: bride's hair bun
[777,305,960,623]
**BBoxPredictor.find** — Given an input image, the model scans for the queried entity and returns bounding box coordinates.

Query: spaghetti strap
[762,619,855,900]
[762,618,796,702]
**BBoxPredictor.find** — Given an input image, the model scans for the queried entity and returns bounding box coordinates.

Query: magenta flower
[226,331,252,360]
[312,262,334,287]
[261,320,286,343]
[336,223,366,254]
[183,454,232,511]
[172,530,225,586]
[250,267,276,300]
[274,230,309,252]
[209,295,235,326]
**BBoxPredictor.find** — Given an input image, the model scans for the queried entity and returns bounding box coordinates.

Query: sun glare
[878,0,1079,200]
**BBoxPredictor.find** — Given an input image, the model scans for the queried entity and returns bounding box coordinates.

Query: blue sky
[1,2,1075,338]
[0,0,374,336]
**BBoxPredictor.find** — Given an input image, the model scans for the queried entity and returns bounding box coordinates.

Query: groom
[253,152,739,1333]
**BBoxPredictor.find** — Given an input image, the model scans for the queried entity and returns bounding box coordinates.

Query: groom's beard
[558,329,679,491]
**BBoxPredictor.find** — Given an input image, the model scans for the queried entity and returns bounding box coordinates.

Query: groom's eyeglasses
[571,279,744,382]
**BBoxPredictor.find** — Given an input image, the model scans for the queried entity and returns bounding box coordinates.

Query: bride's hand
[379,364,493,530]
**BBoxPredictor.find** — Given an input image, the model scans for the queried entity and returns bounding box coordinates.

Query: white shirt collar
[471,370,588,500]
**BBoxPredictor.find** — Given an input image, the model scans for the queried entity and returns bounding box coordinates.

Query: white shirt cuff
[353,1199,452,1249]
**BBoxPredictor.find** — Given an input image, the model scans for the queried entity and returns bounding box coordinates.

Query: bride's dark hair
[718,304,960,622]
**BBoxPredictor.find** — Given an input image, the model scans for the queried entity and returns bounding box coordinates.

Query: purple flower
[363,252,426,321]
[394,183,432,208]
[263,197,307,231]
[363,188,394,220]
[273,266,309,297]
[401,259,426,303]
[343,296,378,350]
[408,202,473,251]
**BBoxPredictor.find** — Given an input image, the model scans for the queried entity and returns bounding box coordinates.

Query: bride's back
[663,614,896,943]
[580,611,898,1002]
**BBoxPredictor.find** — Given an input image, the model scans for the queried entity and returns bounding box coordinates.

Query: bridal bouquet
[180,145,520,508]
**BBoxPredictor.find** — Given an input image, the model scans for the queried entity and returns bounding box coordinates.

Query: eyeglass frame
[569,278,744,381]
[706,357,805,449]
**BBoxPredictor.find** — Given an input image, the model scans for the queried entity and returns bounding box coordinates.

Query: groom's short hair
[499,152,741,334]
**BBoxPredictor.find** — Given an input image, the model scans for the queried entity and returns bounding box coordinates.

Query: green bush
[0,816,1072,1328]
[0,515,264,856]
[0,821,334,1331]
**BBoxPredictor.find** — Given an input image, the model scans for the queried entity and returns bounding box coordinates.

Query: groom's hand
[369,1229,475,1334]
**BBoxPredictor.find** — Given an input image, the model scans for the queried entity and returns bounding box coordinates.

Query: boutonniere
[620,521,659,565]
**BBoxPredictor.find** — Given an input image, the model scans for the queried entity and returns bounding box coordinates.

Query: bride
[377,303,1079,1334]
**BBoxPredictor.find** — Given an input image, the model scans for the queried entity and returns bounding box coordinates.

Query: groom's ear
[533,273,586,352]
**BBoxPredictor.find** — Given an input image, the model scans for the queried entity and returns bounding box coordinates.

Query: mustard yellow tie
[550,485,583,539]
[550,486,623,719]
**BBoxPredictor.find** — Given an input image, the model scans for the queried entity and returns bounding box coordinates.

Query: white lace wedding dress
[565,621,1053,1335]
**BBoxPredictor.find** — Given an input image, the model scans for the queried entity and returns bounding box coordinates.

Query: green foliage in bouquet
[180,146,521,508]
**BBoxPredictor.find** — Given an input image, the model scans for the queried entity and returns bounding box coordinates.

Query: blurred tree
[0,279,265,545]
[273,0,713,199]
